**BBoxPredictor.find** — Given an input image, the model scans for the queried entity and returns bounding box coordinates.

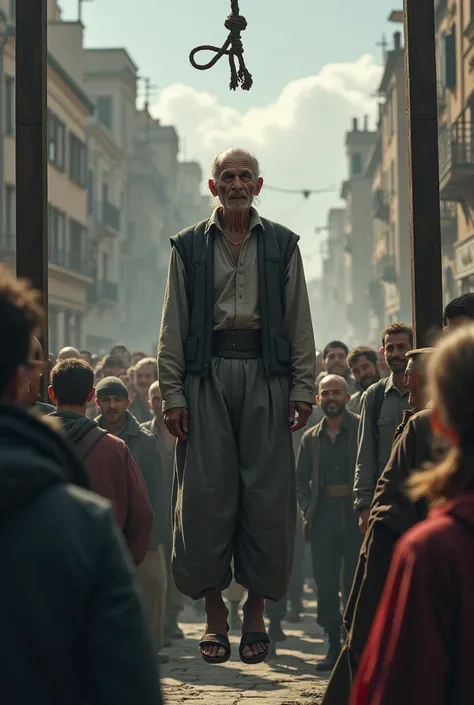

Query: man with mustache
[354,323,413,535]
[158,147,316,665]
[346,347,380,414]
[296,375,361,672]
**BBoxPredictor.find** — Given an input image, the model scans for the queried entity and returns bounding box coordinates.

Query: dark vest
[171,216,299,377]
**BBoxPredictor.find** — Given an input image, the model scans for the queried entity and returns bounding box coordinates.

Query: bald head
[318,374,350,419]
[57,346,81,361]
[148,380,162,419]
[148,380,161,400]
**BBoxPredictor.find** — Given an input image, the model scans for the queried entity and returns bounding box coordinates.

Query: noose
[189,0,253,91]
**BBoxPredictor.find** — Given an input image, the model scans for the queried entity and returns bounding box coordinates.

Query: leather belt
[212,329,262,359]
[324,484,351,498]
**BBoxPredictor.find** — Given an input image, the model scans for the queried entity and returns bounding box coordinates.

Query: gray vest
[171,217,299,377]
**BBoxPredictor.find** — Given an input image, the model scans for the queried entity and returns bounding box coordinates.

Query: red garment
[85,433,153,566]
[351,493,474,705]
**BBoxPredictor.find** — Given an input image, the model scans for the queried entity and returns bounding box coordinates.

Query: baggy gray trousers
[172,357,296,602]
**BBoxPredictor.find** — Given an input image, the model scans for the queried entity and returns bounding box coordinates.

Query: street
[161,591,329,705]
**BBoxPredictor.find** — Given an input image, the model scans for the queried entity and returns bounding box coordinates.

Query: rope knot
[189,0,253,91]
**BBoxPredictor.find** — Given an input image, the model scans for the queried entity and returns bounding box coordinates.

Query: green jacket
[97,410,165,548]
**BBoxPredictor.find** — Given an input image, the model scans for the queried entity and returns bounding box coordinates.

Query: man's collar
[384,373,409,396]
[204,206,263,234]
[317,410,351,436]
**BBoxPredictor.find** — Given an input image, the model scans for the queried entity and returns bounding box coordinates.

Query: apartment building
[436,0,474,297]
[0,2,93,354]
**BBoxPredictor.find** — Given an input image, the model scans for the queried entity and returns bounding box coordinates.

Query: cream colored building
[0,0,93,354]
[367,31,411,329]
[436,0,474,297]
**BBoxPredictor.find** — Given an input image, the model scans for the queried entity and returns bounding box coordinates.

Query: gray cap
[95,376,129,400]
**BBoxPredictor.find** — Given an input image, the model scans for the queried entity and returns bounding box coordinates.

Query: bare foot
[201,590,229,660]
[242,593,268,660]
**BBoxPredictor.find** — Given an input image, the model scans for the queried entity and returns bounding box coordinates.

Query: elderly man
[158,147,316,665]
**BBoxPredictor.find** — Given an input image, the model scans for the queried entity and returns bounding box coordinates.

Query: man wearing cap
[95,376,169,664]
[323,347,442,705]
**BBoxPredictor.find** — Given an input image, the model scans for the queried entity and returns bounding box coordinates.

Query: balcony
[376,254,398,284]
[87,278,118,305]
[0,233,15,260]
[49,248,91,278]
[99,201,121,237]
[440,201,458,250]
[372,189,389,222]
[439,119,474,200]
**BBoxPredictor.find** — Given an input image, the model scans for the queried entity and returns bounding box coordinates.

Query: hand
[164,407,189,441]
[289,401,313,433]
[359,508,370,535]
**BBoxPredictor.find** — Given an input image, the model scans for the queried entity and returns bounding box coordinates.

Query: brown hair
[410,325,474,503]
[381,322,414,347]
[51,358,94,406]
[0,265,44,396]
[347,346,378,369]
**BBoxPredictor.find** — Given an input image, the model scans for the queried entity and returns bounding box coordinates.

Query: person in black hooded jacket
[0,265,162,705]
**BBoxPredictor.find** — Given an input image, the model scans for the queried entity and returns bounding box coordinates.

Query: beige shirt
[158,207,316,411]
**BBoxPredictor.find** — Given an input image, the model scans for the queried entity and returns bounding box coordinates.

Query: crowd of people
[2,144,474,705]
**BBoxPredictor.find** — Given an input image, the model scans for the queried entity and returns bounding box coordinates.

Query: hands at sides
[164,408,189,441]
[289,401,313,433]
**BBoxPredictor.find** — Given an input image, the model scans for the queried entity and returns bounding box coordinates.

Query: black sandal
[199,632,231,664]
[239,632,270,665]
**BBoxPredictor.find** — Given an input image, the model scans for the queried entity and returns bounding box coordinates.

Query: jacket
[352,493,474,705]
[296,410,360,538]
[0,403,162,705]
[172,215,299,376]
[52,410,153,566]
[97,410,166,548]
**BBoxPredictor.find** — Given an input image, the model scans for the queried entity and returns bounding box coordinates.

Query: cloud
[152,54,382,279]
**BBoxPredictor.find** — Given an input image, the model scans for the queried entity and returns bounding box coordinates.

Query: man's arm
[284,246,316,406]
[354,389,378,512]
[84,507,163,705]
[296,432,314,516]
[157,247,189,412]
[122,447,153,567]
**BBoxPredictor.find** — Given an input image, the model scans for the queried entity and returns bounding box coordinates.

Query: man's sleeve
[371,418,420,535]
[122,447,153,566]
[284,246,316,405]
[351,538,450,705]
[296,432,313,515]
[354,390,378,511]
[157,247,189,412]
[84,507,163,705]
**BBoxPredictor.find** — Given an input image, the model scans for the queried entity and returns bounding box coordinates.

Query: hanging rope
[189,0,253,91]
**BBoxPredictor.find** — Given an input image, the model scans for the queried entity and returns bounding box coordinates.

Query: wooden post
[404,0,443,346]
[15,0,49,376]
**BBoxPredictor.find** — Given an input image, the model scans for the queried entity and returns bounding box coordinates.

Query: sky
[59,0,400,279]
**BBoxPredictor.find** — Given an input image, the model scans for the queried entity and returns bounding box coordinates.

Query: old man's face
[209,153,263,212]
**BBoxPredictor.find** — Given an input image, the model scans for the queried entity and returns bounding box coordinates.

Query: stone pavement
[160,591,329,705]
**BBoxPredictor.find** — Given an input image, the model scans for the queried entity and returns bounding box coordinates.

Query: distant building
[367,31,411,331]
[340,116,377,344]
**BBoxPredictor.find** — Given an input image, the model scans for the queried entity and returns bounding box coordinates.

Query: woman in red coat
[351,324,474,705]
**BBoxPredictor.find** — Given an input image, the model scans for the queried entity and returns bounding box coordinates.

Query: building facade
[0,4,94,355]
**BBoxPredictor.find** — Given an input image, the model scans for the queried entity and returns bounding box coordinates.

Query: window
[47,110,66,170]
[69,132,86,187]
[102,251,109,281]
[351,153,363,176]
[5,77,14,136]
[96,96,113,130]
[87,169,94,215]
[5,185,15,235]
[48,206,66,265]
[69,218,86,272]
[444,25,457,91]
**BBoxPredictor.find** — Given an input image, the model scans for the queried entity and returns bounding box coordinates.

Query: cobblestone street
[161,592,329,705]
